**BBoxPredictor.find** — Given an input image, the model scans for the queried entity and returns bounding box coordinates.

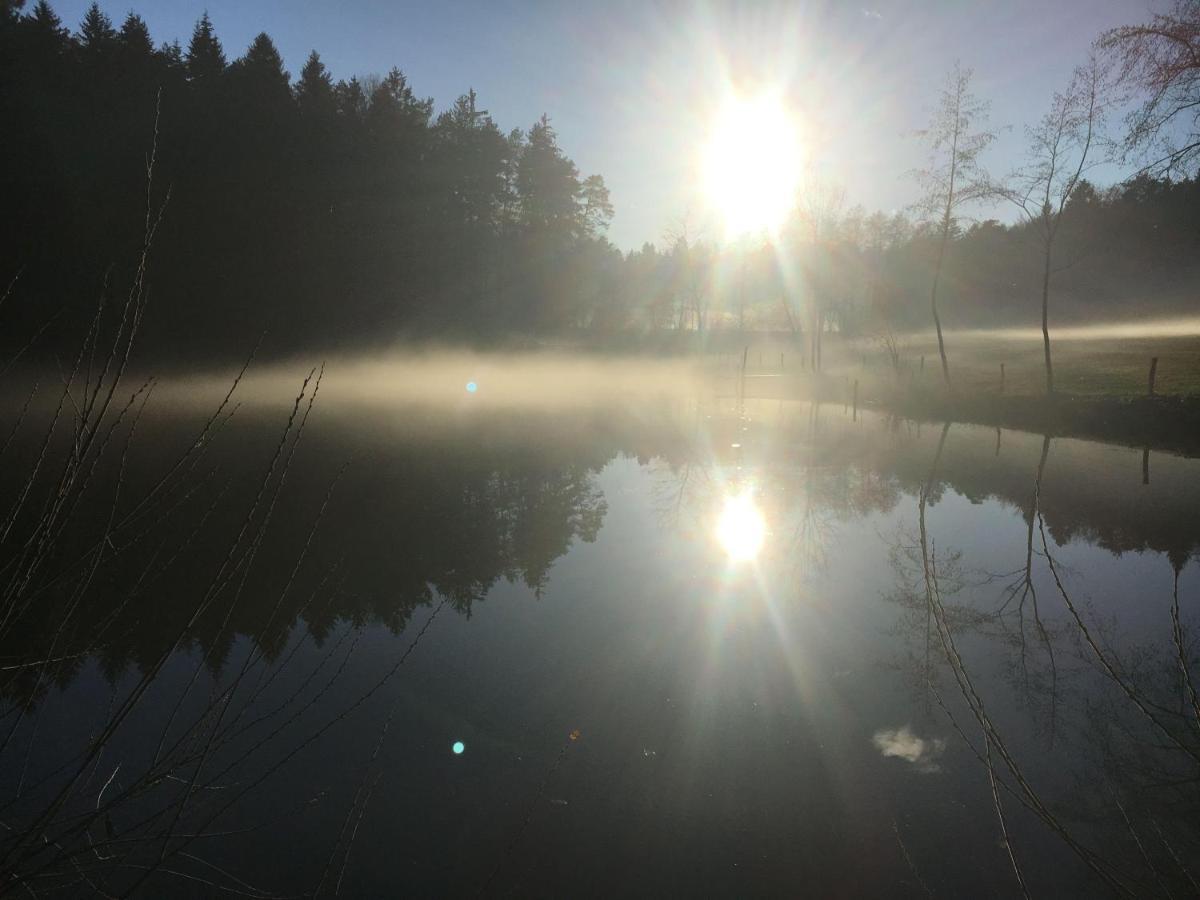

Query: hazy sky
[55,0,1155,250]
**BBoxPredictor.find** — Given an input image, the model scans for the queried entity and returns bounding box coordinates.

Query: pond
[2,373,1198,897]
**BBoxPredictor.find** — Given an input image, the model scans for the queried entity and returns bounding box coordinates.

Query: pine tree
[230,32,293,129]
[295,50,334,116]
[517,115,581,232]
[77,2,114,51]
[368,68,432,133]
[186,12,225,83]
[335,76,367,120]
[160,39,184,72]
[24,0,68,54]
[117,12,153,57]
[236,32,289,89]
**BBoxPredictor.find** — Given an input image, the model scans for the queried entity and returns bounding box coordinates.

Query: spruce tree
[296,50,335,116]
[117,12,153,57]
[77,2,114,51]
[186,12,225,83]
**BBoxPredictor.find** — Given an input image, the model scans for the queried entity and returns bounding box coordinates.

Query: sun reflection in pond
[716,490,766,562]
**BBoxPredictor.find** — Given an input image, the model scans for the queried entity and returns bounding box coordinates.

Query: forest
[1,0,1199,362]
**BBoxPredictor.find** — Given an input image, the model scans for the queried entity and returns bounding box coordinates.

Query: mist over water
[153,349,713,410]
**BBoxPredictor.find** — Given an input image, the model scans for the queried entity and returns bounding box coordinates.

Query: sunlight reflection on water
[716,489,766,562]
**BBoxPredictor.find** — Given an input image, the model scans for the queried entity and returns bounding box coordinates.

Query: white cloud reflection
[872,726,946,774]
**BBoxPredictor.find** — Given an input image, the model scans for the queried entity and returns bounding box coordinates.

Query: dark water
[2,384,1199,897]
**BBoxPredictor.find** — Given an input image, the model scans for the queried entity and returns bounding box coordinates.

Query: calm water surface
[2,386,1198,897]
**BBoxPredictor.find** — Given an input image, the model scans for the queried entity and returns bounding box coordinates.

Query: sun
[702,90,802,238]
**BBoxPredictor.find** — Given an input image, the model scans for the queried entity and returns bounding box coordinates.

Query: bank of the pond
[885,390,1200,456]
[726,368,1200,456]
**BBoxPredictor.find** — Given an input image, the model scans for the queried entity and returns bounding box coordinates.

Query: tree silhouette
[1001,57,1107,395]
[1100,0,1200,177]
[185,11,225,84]
[117,11,152,57]
[77,1,113,54]
[912,63,997,388]
[295,50,335,116]
[1,3,1198,363]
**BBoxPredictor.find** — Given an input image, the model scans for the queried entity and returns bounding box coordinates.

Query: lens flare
[702,90,802,237]
[716,490,766,562]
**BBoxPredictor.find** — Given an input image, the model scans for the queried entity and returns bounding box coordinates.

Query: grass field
[728,331,1200,400]
[895,333,1200,398]
[709,330,1200,453]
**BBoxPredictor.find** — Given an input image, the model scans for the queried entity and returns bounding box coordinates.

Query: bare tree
[1002,57,1107,395]
[793,171,846,372]
[912,64,997,389]
[875,328,905,376]
[663,214,711,332]
[1099,0,1200,177]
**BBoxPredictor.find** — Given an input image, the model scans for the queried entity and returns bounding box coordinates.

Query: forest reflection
[3,383,1200,894]
[4,392,1198,708]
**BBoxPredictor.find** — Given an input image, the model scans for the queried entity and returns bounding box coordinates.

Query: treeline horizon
[1,0,1198,363]
[1,1,620,360]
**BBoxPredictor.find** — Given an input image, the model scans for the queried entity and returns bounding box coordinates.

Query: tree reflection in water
[2,385,1198,894]
[886,422,1200,896]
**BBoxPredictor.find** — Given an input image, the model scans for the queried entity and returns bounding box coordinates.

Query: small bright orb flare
[716,490,766,562]
[702,91,802,238]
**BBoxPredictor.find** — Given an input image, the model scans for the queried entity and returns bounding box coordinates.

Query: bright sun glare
[702,91,802,238]
[716,490,766,562]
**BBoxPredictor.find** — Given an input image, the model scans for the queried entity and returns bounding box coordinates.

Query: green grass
[824,333,1200,400]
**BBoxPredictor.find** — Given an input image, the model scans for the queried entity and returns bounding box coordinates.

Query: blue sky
[51,0,1153,250]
